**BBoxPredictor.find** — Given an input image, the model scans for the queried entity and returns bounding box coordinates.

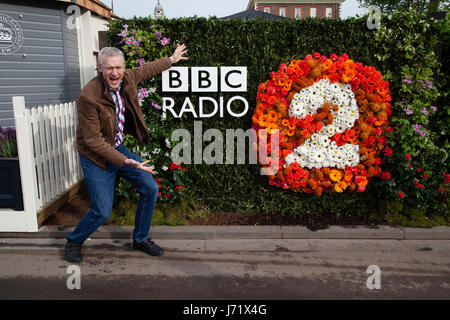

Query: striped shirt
[109,84,125,148]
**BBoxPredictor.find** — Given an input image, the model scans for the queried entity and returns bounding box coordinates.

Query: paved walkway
[1,226,449,300]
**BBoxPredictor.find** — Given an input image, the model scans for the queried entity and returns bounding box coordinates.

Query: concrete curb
[0,225,450,240]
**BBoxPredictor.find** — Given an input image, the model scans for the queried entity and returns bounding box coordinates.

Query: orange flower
[258,117,267,128]
[268,111,277,120]
[253,53,390,196]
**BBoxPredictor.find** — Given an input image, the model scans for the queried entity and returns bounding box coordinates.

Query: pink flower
[330,53,337,61]
[161,37,170,46]
[151,102,161,109]
[313,52,321,58]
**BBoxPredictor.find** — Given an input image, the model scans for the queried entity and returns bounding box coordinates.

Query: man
[65,44,188,263]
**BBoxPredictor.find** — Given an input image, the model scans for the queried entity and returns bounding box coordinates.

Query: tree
[357,0,445,15]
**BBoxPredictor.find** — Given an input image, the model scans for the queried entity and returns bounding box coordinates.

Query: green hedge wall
[107,13,448,216]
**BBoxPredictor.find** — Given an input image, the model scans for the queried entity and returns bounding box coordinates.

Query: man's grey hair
[98,47,125,67]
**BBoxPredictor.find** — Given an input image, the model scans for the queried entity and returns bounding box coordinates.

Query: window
[264,7,270,14]
[326,7,333,18]
[295,7,302,19]
[279,7,286,17]
[310,7,317,17]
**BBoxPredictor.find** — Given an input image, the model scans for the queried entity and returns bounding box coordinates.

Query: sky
[103,0,367,20]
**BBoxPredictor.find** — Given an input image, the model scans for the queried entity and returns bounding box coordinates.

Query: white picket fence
[0,96,83,232]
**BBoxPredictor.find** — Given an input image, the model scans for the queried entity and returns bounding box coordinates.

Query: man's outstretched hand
[124,159,155,174]
[170,43,188,64]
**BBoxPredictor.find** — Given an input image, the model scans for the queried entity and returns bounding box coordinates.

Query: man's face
[98,55,125,90]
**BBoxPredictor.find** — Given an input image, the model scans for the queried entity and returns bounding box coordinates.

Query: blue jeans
[66,144,159,244]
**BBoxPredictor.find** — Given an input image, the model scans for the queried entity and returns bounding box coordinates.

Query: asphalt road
[0,238,449,300]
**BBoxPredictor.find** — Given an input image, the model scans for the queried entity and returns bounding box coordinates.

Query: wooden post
[13,96,39,232]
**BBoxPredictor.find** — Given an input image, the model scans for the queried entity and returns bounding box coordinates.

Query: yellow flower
[338,180,348,190]
[329,169,342,182]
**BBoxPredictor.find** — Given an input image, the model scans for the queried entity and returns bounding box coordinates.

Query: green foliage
[106,13,448,218]
[356,0,444,14]
[372,11,449,213]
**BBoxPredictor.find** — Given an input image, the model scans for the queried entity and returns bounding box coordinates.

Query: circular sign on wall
[252,53,392,196]
[0,13,24,55]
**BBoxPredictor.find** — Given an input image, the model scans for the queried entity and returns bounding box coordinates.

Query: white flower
[152,148,161,155]
[283,78,360,169]
[161,166,168,171]
[312,149,326,163]
[165,138,171,148]
[318,134,330,148]
[285,152,296,164]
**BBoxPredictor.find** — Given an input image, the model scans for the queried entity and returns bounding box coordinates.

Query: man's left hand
[125,159,155,174]
[170,43,188,64]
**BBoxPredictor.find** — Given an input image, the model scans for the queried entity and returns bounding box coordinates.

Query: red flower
[413,182,424,189]
[377,137,386,145]
[313,52,321,58]
[386,127,394,133]
[375,158,381,165]
[383,147,393,157]
[443,173,450,184]
[404,153,411,161]
[258,83,266,92]
[417,168,421,173]
[330,53,337,61]
[169,162,181,170]
[398,191,404,198]
[422,174,429,180]
[176,186,182,189]
[380,172,391,180]
[373,127,382,136]
[319,55,327,63]
[367,116,377,125]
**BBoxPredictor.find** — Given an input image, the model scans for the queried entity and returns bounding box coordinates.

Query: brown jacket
[76,57,171,169]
